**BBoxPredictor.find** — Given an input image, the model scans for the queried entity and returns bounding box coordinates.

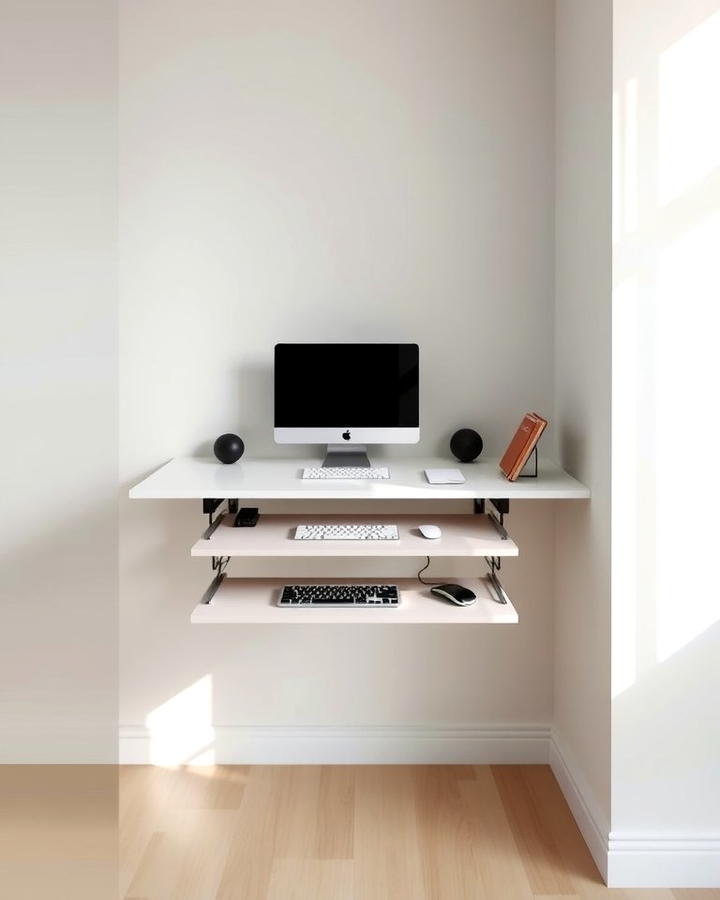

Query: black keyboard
[278,584,401,607]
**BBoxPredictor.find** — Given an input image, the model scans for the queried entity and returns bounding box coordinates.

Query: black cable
[417,556,444,586]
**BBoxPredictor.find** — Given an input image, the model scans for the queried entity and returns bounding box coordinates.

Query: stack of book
[499,412,547,481]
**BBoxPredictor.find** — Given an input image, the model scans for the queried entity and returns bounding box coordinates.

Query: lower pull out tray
[191,577,518,625]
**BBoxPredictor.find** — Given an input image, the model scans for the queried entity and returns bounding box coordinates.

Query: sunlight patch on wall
[623,78,638,234]
[658,11,720,205]
[612,77,639,243]
[613,7,720,684]
[655,212,720,662]
[612,89,621,245]
[146,675,215,764]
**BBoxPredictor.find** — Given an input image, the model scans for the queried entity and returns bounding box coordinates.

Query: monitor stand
[322,444,371,468]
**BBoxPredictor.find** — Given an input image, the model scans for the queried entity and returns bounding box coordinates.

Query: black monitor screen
[274,344,419,427]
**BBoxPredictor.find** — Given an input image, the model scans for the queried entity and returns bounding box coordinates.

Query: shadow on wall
[557,422,586,475]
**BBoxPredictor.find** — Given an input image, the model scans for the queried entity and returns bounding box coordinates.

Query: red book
[500,413,547,481]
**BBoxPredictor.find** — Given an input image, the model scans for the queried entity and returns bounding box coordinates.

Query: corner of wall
[552,0,613,875]
[549,729,609,882]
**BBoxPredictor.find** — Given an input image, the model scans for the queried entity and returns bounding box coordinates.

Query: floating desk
[129,456,589,501]
[130,456,589,625]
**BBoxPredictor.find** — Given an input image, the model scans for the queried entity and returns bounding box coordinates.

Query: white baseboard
[549,730,610,882]
[550,730,720,888]
[607,836,720,888]
[119,723,550,765]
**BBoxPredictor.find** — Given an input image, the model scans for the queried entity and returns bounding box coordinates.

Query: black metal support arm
[200,571,226,605]
[202,498,224,535]
[475,501,510,603]
[212,555,230,573]
[202,498,240,539]
[474,498,509,540]
[474,498,510,516]
[202,498,223,516]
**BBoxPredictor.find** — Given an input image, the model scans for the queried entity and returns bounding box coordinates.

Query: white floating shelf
[191,515,518,559]
[129,456,590,501]
[191,577,518,625]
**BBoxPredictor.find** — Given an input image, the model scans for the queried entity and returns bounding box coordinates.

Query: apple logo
[342,430,351,441]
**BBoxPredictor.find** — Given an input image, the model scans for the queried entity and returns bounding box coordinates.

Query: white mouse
[418,524,442,540]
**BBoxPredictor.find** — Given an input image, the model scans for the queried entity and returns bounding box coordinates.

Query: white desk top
[129,456,589,501]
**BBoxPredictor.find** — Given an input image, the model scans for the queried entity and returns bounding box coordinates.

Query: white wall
[119,0,558,762]
[611,0,720,886]
[0,5,117,895]
[0,0,117,764]
[552,0,613,878]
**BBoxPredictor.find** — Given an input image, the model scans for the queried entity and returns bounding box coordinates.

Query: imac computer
[274,343,419,467]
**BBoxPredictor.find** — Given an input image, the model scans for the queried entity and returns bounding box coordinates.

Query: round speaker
[213,433,245,464]
[450,428,483,463]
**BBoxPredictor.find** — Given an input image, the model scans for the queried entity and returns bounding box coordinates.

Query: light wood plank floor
[119,765,720,900]
[0,765,118,899]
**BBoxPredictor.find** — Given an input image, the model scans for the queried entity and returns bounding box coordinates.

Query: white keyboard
[302,467,390,480]
[294,524,399,541]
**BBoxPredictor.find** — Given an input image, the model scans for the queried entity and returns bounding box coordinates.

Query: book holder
[517,444,538,478]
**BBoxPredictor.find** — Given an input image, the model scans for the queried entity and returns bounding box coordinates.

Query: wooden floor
[119,764,720,900]
[0,765,118,899]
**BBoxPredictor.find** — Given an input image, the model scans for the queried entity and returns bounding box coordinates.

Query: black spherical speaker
[213,433,245,464]
[450,428,483,463]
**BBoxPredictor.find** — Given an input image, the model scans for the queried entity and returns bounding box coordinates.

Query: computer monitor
[274,343,419,467]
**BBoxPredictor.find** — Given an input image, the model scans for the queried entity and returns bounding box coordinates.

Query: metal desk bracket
[200,571,226,605]
[202,499,235,582]
[485,559,509,605]
[212,555,230,574]
[475,500,510,604]
[206,553,231,587]
[202,498,239,539]
[483,554,508,604]
[473,498,509,540]
[202,498,224,536]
